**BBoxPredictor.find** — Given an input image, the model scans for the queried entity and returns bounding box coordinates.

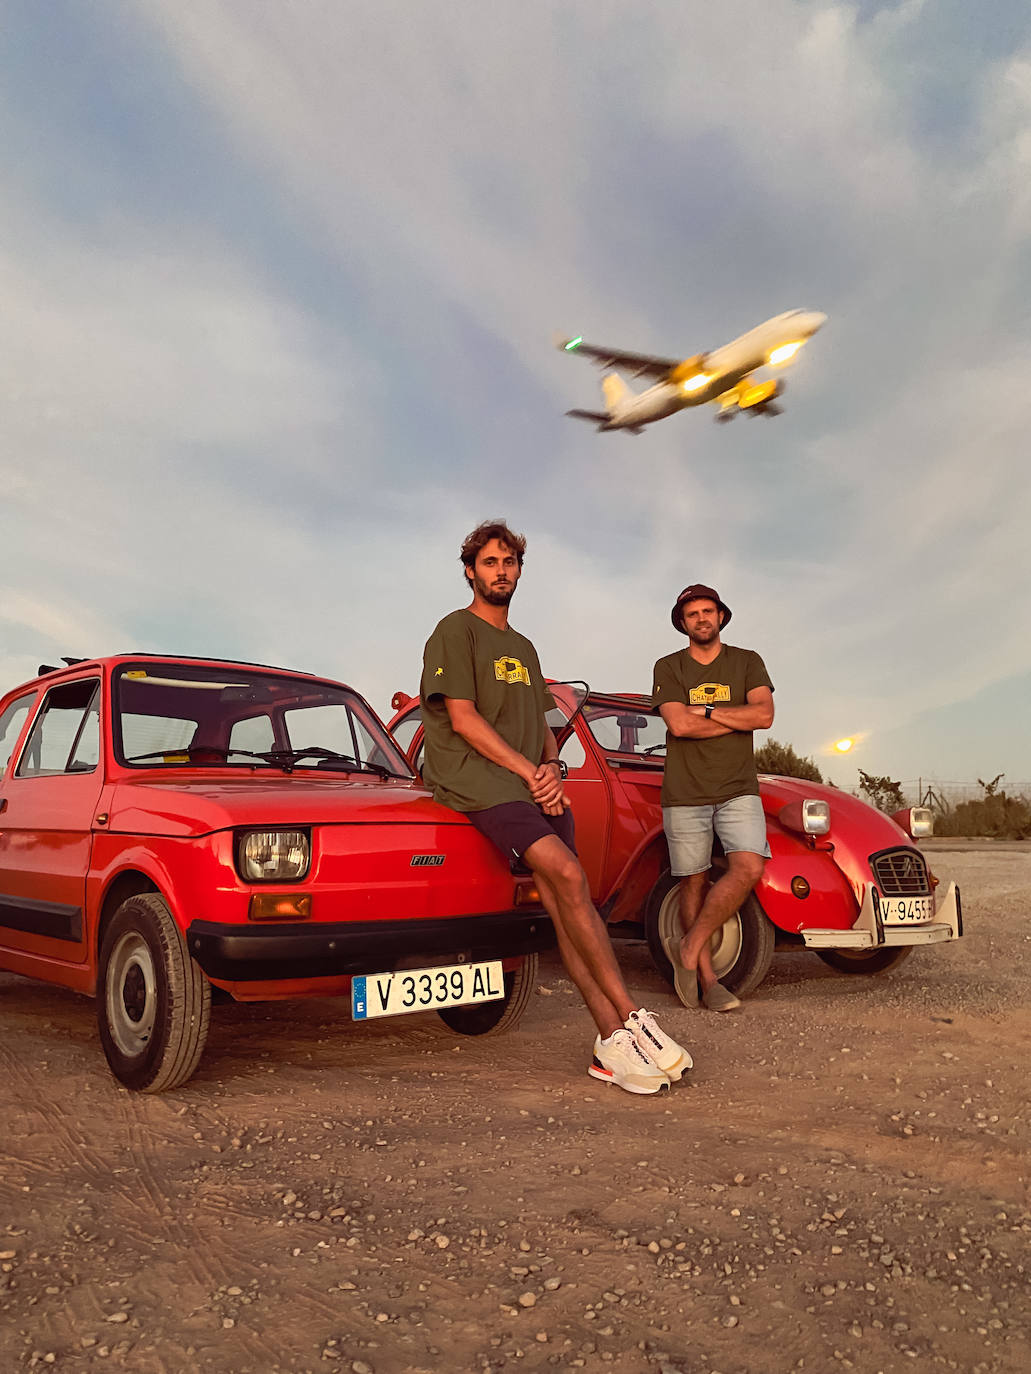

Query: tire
[644,868,775,999]
[97,893,211,1092]
[816,946,914,976]
[437,952,538,1037]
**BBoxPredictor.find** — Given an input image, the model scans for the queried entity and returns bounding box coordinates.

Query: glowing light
[564,336,583,351]
[768,341,803,365]
[681,372,711,393]
[834,738,854,753]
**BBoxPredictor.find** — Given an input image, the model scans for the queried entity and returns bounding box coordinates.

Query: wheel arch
[605,830,668,925]
[96,870,161,970]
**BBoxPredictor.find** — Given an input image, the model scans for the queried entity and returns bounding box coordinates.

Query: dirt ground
[2,844,1029,1374]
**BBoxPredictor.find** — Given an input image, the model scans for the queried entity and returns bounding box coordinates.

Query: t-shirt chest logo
[494,656,531,686]
[689,682,732,705]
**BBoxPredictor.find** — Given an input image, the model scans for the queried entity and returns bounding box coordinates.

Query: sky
[2,0,1029,796]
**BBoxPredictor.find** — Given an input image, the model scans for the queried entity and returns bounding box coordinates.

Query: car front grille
[872,848,930,896]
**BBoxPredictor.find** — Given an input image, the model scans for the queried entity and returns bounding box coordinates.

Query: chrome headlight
[892,806,934,839]
[801,799,831,835]
[238,829,310,882]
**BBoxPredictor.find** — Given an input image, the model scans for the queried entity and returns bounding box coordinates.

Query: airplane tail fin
[602,372,631,413]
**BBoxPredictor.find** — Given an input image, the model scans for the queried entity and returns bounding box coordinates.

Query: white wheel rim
[106,931,158,1056]
[658,885,742,980]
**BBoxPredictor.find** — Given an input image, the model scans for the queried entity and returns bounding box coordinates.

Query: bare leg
[677,852,765,990]
[525,833,637,1037]
[678,874,716,988]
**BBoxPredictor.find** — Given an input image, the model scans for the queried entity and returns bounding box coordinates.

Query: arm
[444,699,568,811]
[445,698,538,783]
[659,686,774,738]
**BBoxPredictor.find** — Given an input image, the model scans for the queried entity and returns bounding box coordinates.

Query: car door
[0,676,104,967]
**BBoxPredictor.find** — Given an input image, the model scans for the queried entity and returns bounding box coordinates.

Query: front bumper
[801,881,962,950]
[186,908,555,982]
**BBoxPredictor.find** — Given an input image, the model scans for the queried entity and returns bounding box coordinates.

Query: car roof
[4,654,350,699]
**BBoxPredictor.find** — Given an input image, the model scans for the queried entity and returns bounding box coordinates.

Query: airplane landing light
[769,341,803,365]
[681,373,710,393]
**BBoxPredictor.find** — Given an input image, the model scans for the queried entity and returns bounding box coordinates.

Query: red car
[0,656,552,1091]
[387,683,962,997]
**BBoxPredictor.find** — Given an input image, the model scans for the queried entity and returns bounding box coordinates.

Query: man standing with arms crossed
[421,520,692,1094]
[653,585,774,1011]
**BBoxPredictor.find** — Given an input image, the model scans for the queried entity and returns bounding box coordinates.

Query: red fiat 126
[387,683,962,997]
[0,657,551,1091]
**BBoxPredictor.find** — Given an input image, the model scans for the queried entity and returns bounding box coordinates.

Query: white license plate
[351,960,504,1020]
[880,895,935,923]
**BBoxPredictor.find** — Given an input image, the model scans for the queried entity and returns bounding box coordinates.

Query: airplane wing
[556,336,683,381]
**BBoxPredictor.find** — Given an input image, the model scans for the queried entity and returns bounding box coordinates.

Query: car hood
[106,773,468,838]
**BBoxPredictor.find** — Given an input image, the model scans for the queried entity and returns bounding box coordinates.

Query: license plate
[880,895,935,923]
[351,960,504,1020]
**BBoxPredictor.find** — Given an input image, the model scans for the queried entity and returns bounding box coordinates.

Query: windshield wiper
[123,747,295,773]
[266,748,402,777]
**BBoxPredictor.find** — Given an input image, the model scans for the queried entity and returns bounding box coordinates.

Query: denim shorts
[662,794,770,877]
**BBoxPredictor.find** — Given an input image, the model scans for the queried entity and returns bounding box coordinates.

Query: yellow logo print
[689,682,731,705]
[434,667,444,676]
[494,656,531,686]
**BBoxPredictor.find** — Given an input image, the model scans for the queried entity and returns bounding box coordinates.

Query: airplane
[556,309,827,433]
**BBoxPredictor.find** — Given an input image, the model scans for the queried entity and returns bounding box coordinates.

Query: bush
[931,777,1031,839]
[858,770,906,813]
[754,739,823,783]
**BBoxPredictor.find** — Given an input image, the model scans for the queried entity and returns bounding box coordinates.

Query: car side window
[0,694,35,778]
[17,679,102,777]
[391,708,422,757]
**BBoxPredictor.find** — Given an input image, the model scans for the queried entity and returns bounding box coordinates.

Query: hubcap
[658,887,742,980]
[106,931,157,1056]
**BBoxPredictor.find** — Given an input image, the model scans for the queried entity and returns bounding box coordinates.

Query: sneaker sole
[587,1061,669,1095]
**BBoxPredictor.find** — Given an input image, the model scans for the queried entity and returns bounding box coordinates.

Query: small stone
[222,1318,235,1330]
[105,1313,129,1325]
[352,1362,373,1374]
[722,1315,738,1328]
[535,1331,548,1342]
[435,1236,450,1249]
[518,1292,537,1308]
[543,1278,561,1291]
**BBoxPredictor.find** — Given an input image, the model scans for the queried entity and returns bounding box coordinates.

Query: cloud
[0,0,1028,785]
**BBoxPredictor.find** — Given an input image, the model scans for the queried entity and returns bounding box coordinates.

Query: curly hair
[459,520,527,580]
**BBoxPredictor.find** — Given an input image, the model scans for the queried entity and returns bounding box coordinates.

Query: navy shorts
[467,801,577,865]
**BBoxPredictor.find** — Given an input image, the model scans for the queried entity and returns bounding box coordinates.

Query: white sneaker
[587,1029,671,1095]
[626,1007,694,1082]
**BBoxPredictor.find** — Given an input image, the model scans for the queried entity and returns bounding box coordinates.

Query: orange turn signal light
[248,893,312,922]
[514,879,542,907]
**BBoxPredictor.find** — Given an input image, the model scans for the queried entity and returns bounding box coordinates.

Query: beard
[688,622,719,644]
[473,573,515,606]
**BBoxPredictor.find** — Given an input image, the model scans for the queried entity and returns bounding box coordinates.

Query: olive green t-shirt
[420,609,556,812]
[652,644,773,807]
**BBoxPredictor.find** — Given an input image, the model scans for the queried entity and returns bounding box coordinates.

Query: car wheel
[645,869,775,999]
[816,946,914,976]
[437,953,538,1037]
[97,893,211,1092]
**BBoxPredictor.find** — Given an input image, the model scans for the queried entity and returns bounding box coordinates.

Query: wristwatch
[704,703,715,719]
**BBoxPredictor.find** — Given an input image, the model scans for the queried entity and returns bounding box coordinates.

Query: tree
[858,769,905,813]
[754,739,823,783]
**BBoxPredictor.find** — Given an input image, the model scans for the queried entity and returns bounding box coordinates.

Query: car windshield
[113,662,413,777]
[581,697,667,757]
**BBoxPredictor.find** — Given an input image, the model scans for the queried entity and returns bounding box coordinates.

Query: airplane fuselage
[601,309,826,430]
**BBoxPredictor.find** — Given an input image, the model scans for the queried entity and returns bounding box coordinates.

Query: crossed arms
[658,686,774,739]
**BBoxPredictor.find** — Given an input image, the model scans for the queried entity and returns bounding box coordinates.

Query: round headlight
[801,799,831,835]
[239,830,310,881]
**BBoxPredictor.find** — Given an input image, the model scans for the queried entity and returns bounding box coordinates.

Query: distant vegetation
[755,746,1029,838]
[754,739,823,782]
[930,774,1031,840]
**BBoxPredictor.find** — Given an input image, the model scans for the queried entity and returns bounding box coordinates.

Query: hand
[529,760,564,808]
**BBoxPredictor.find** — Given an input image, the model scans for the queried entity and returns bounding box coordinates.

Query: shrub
[858,770,906,813]
[754,739,823,783]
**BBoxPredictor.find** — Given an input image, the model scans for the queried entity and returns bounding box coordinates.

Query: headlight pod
[891,806,934,839]
[779,798,831,836]
[237,829,311,882]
